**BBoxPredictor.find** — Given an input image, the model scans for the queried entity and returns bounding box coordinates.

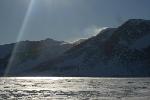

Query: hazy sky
[0,0,150,44]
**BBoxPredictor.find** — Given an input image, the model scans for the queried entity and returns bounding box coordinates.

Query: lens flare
[4,0,35,76]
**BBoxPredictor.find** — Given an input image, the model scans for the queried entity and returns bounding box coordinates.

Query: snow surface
[0,78,150,100]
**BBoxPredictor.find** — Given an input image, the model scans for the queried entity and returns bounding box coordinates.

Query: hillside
[1,19,150,76]
[34,19,150,77]
[0,38,72,76]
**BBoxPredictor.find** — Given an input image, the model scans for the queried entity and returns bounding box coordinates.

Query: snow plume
[83,26,108,37]
[67,26,108,43]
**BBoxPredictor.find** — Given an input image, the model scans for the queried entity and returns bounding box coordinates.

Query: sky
[0,0,150,44]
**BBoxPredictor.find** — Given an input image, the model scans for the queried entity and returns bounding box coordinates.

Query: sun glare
[4,0,35,76]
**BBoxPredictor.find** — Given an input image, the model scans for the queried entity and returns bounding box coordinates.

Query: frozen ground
[0,77,150,100]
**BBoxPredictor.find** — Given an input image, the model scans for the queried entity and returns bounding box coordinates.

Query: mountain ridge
[0,19,150,76]
[33,19,150,77]
[0,38,72,76]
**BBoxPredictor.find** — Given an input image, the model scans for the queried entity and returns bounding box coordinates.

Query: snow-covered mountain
[34,19,150,77]
[1,19,150,76]
[0,38,72,76]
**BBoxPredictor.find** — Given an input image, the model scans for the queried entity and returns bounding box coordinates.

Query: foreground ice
[0,77,150,100]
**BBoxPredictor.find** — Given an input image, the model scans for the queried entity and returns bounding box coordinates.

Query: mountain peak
[109,19,150,45]
[127,19,146,22]
[123,19,150,26]
[44,38,57,42]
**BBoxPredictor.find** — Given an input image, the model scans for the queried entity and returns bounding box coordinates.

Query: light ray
[4,0,35,76]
